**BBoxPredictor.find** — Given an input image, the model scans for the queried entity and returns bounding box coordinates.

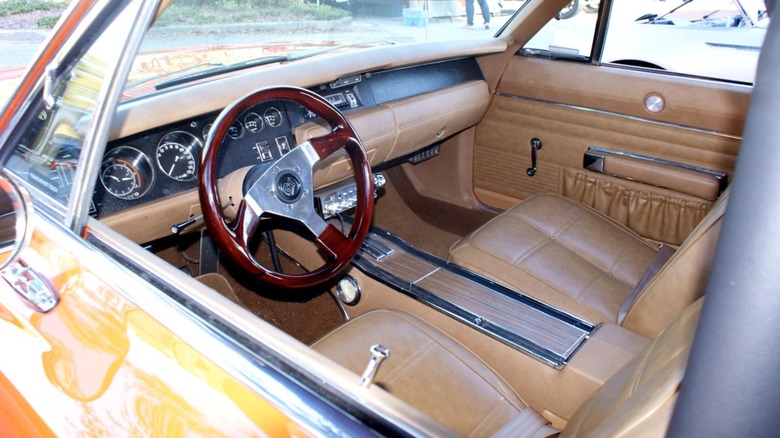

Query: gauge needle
[169,156,180,174]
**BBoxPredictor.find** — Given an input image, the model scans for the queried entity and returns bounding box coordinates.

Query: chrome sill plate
[352,228,597,369]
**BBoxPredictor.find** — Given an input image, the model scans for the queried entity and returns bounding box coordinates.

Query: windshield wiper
[126,62,225,90]
[288,40,397,62]
[155,55,289,91]
[638,0,695,22]
[154,41,396,91]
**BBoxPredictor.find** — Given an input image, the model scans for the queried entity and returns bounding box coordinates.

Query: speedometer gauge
[156,131,202,181]
[100,146,154,200]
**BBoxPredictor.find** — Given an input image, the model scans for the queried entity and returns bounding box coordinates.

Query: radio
[316,173,386,218]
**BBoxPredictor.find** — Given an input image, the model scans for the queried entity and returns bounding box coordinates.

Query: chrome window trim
[66,0,159,233]
[1,0,154,227]
[5,168,67,220]
[0,1,99,155]
[495,92,743,141]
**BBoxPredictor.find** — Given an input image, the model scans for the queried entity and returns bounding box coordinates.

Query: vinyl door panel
[474,56,747,244]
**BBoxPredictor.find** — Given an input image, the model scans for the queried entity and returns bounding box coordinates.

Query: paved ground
[0,29,51,70]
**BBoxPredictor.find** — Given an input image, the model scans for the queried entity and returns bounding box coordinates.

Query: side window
[523,1,599,60]
[524,0,768,84]
[5,4,138,212]
[602,0,767,83]
[6,55,107,209]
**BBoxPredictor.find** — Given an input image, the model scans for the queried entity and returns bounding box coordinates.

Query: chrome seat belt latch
[360,344,390,388]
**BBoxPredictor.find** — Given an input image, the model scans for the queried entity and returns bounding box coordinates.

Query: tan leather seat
[313,300,703,436]
[449,192,726,338]
[312,309,557,437]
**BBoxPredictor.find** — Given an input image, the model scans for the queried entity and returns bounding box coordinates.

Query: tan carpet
[155,233,343,345]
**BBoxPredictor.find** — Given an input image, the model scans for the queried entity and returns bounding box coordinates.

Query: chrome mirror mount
[0,171,32,269]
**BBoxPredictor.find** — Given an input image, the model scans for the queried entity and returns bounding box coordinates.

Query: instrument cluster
[94,99,310,217]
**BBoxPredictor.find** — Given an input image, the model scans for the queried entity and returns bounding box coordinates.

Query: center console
[352,227,597,369]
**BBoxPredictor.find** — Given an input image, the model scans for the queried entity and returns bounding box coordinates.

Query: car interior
[19,0,760,434]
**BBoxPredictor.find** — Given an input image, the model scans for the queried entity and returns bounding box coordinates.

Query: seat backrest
[562,298,703,437]
[621,189,729,338]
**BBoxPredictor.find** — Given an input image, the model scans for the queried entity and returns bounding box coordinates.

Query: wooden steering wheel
[198,86,373,289]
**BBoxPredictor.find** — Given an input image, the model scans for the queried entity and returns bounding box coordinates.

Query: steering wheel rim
[198,86,373,289]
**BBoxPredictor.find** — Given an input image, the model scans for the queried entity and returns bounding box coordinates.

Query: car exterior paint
[0,221,306,436]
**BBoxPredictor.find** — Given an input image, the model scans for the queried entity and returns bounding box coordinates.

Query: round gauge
[244,112,263,133]
[202,123,213,141]
[100,146,154,200]
[227,120,244,139]
[264,107,283,128]
[156,131,202,181]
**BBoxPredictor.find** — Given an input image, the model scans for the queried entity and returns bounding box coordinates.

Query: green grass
[36,15,59,28]
[154,0,349,27]
[0,0,347,29]
[0,0,66,17]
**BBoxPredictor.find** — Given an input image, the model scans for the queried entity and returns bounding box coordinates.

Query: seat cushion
[312,309,554,437]
[450,194,658,324]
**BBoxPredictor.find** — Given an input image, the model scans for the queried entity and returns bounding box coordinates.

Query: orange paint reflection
[16,229,310,435]
[31,271,129,402]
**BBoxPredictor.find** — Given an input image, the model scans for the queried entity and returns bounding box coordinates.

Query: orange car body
[0,220,308,436]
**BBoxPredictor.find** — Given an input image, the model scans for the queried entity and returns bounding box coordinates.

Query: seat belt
[618,244,676,325]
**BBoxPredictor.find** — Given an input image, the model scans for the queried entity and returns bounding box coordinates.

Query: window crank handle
[527,138,543,177]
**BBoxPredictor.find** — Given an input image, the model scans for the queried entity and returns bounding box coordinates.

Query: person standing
[464,0,490,29]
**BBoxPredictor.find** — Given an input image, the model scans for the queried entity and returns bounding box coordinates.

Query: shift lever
[171,202,232,235]
[171,214,203,235]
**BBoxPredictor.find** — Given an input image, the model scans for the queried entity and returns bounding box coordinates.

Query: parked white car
[604,0,768,82]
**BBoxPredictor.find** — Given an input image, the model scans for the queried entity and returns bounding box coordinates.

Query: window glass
[525,0,768,83]
[523,5,598,59]
[121,0,531,98]
[6,5,138,211]
[602,0,767,82]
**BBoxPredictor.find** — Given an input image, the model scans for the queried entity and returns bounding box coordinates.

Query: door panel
[473,56,747,244]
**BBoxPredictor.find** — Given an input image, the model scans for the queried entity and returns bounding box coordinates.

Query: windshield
[123,0,525,97]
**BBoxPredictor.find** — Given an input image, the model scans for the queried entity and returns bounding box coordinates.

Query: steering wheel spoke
[232,200,261,247]
[316,224,354,260]
[310,132,354,160]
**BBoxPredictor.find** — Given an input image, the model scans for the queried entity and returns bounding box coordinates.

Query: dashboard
[9,57,485,222]
[92,57,485,218]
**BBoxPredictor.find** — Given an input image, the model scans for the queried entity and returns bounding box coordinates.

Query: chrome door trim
[495,92,743,141]
[585,146,729,180]
[21,216,371,436]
